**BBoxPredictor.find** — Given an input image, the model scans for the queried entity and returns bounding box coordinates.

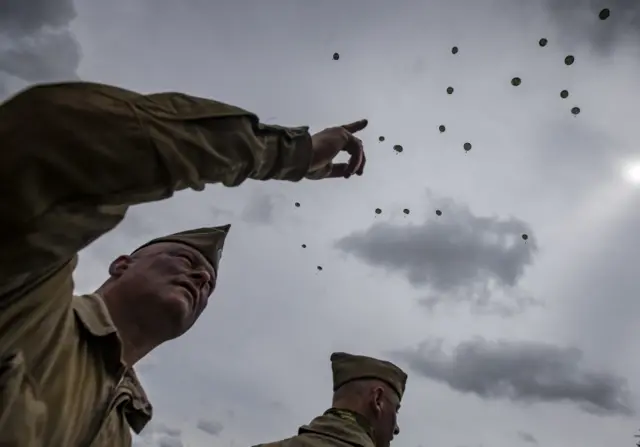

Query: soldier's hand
[307,119,368,180]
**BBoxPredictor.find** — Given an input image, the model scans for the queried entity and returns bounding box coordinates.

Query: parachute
[571,106,581,116]
[564,55,575,66]
[439,125,446,133]
[294,202,300,208]
[333,52,340,60]
[599,8,610,20]
[521,234,529,242]
[463,142,472,152]
[301,244,307,248]
[435,209,442,216]
[375,208,382,215]
[393,144,403,154]
[560,90,569,99]
[451,46,459,55]
[403,208,410,215]
[378,136,385,142]
[538,38,548,47]
[446,86,454,95]
[511,77,521,87]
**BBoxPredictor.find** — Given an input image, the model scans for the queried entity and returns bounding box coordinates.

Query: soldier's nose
[191,268,211,286]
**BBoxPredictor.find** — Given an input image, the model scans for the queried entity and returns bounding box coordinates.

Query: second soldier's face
[373,390,401,447]
[114,242,216,338]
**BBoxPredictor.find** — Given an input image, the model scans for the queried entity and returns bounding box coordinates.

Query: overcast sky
[3,0,640,446]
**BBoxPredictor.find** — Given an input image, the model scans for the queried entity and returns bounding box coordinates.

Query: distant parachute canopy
[317,265,323,271]
[571,106,581,116]
[301,244,307,248]
[403,208,410,215]
[511,77,522,86]
[294,202,300,207]
[560,90,569,99]
[393,144,403,154]
[521,234,529,241]
[333,52,340,60]
[451,46,459,54]
[598,8,610,20]
[375,208,382,215]
[435,209,442,216]
[463,142,472,152]
[439,125,446,133]
[378,136,385,142]
[446,86,454,95]
[538,38,548,47]
[564,55,575,66]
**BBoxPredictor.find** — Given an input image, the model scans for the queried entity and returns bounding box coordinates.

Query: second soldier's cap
[330,352,408,400]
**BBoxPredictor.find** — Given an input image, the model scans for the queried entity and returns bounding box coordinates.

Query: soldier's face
[110,242,216,338]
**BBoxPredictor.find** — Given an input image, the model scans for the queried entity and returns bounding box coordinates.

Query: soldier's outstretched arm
[0,81,314,284]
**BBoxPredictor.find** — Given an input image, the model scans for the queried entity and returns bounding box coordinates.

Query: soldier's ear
[109,255,132,277]
[371,386,385,418]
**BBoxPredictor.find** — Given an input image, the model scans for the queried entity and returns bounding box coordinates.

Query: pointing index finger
[341,119,368,134]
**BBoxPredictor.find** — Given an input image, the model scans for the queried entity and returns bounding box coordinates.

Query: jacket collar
[298,411,375,447]
[72,293,153,433]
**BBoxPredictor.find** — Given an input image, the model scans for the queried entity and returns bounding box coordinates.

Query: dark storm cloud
[541,0,640,53]
[517,431,539,444]
[393,338,634,417]
[0,0,81,100]
[335,195,538,314]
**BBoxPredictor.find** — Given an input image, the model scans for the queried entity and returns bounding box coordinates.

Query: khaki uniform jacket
[255,413,376,447]
[0,82,313,446]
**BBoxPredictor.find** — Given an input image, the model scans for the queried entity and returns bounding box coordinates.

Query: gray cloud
[241,192,277,225]
[517,431,539,444]
[157,435,184,447]
[0,0,81,100]
[335,193,539,314]
[393,338,634,416]
[196,418,224,436]
[541,0,640,53]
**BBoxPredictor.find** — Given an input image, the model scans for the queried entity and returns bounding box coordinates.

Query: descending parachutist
[571,106,581,116]
[446,86,454,95]
[521,234,529,243]
[598,8,610,20]
[564,55,575,66]
[511,77,521,87]
[560,90,569,99]
[374,208,382,217]
[378,136,385,142]
[451,46,459,55]
[294,202,300,207]
[333,52,340,60]
[402,208,410,216]
[301,244,307,248]
[435,209,442,216]
[538,38,548,47]
[439,125,446,133]
[463,142,472,153]
[393,144,403,154]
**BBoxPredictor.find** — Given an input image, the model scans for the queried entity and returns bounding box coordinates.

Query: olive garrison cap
[132,225,231,272]
[331,352,408,400]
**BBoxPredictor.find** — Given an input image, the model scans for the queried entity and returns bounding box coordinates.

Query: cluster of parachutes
[310,8,611,270]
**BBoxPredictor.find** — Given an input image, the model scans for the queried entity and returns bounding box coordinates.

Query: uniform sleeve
[0,81,313,283]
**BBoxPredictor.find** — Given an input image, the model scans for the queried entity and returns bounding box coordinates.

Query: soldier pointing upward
[0,81,369,446]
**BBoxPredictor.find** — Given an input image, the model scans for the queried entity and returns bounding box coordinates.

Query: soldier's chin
[160,293,193,332]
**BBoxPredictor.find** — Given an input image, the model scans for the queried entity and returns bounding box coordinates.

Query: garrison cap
[331,352,408,400]
[132,225,231,272]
